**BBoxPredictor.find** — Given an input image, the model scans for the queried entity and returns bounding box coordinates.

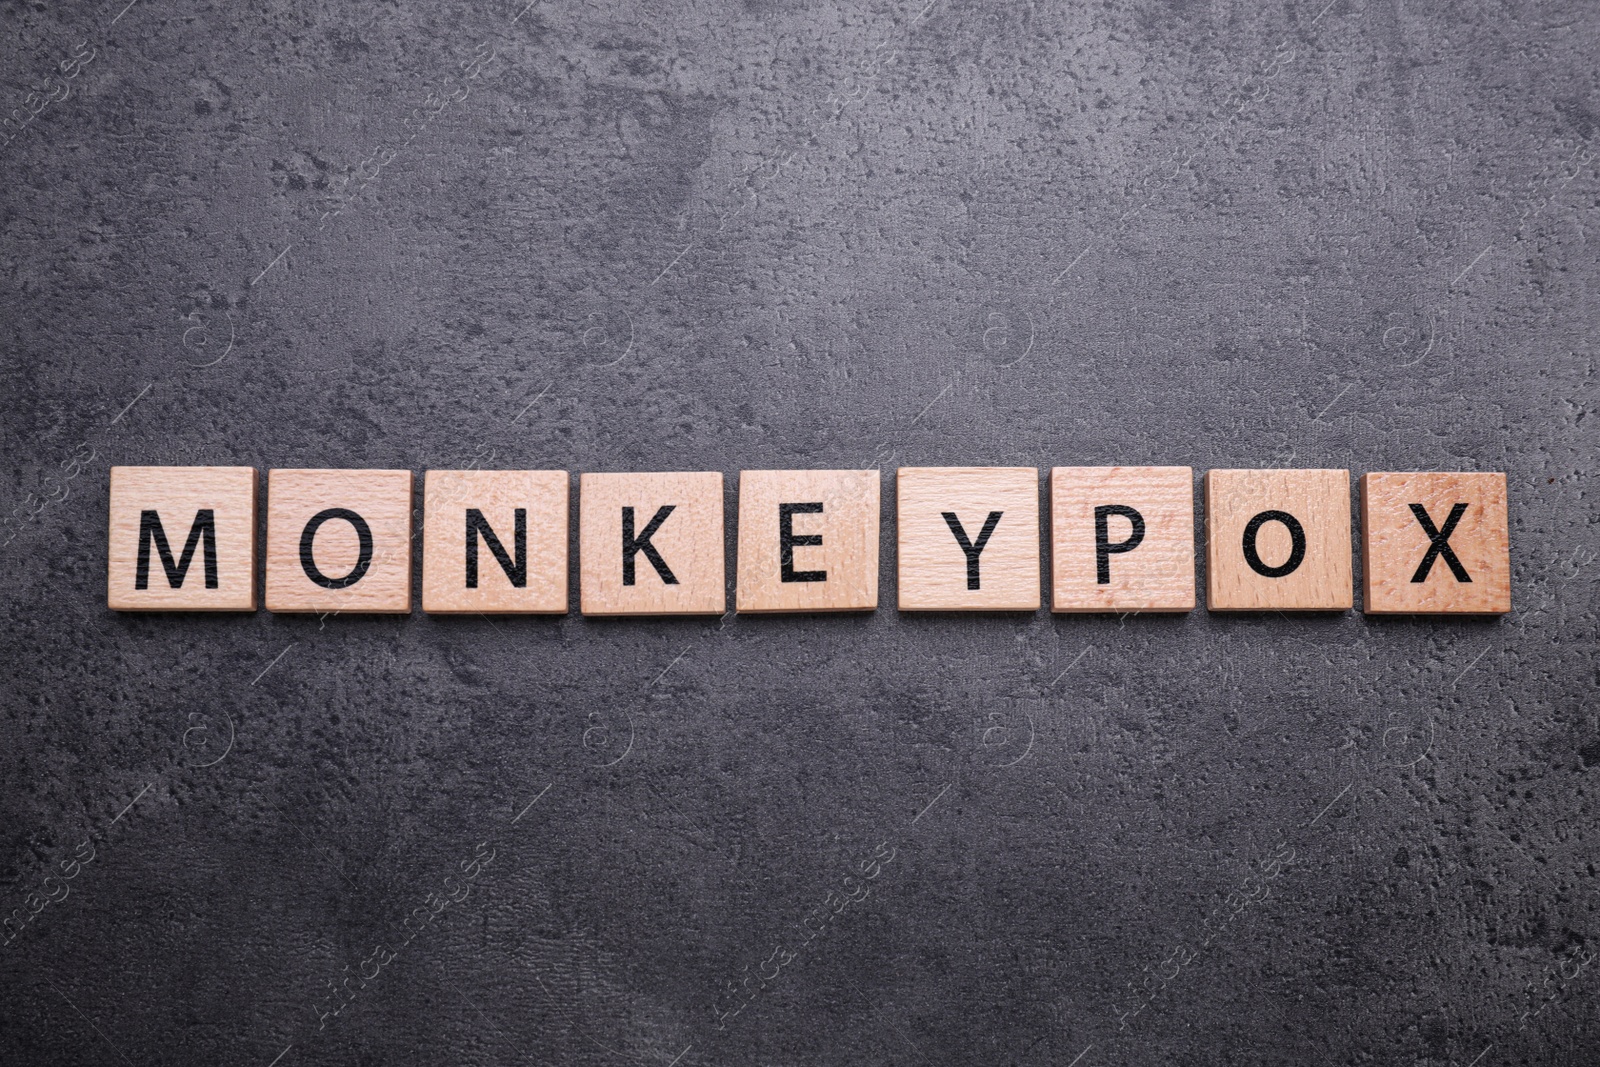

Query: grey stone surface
[2,0,1598,1063]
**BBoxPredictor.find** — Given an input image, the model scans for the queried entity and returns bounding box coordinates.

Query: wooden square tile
[265,469,413,614]
[579,472,725,616]
[1205,468,1352,611]
[422,470,569,614]
[1361,472,1510,614]
[897,467,1040,611]
[736,469,879,613]
[108,466,258,611]
[1051,466,1195,613]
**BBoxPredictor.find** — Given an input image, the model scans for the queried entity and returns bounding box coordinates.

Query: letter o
[299,507,374,589]
[1242,510,1306,578]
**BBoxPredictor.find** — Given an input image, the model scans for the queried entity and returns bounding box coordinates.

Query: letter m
[136,509,218,590]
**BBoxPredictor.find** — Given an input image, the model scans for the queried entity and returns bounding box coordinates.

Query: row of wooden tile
[107,466,1512,616]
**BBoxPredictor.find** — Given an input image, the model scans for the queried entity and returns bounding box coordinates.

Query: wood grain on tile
[897,467,1040,611]
[735,469,879,613]
[1051,466,1195,613]
[422,470,569,614]
[1205,468,1352,611]
[265,469,413,614]
[1361,471,1510,614]
[579,471,725,616]
[108,466,258,611]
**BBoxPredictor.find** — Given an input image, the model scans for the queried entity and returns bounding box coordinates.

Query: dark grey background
[2,0,1597,1064]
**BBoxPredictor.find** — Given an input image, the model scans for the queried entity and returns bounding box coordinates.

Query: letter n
[466,508,527,588]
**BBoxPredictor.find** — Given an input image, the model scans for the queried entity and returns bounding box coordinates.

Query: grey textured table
[3,1,1597,1064]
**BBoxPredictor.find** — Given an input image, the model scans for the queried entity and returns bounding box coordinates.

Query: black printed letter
[299,507,374,589]
[466,508,526,588]
[943,511,1003,590]
[1093,504,1146,584]
[779,502,827,583]
[622,505,678,586]
[136,509,218,590]
[1241,510,1306,578]
[1408,502,1471,583]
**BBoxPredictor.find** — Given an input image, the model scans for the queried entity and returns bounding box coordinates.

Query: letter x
[1409,502,1471,583]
